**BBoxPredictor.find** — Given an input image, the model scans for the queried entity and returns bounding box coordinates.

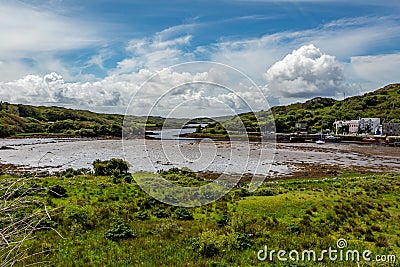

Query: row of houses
[333,118,400,136]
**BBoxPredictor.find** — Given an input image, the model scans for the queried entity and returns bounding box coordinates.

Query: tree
[92,158,129,176]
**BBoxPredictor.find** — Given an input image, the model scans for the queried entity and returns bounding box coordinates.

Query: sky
[0,0,399,116]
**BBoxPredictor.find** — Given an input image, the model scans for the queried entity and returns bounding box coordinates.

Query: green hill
[200,83,400,135]
[270,83,400,133]
[0,103,163,138]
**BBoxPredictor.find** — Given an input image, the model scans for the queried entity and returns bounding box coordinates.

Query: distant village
[333,118,400,136]
[280,118,400,145]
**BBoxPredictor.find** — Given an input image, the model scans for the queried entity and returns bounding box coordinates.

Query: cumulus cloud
[264,44,346,100]
[0,71,148,113]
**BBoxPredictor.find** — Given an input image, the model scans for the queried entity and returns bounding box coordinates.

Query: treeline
[271,83,400,133]
[204,83,400,134]
[0,103,162,138]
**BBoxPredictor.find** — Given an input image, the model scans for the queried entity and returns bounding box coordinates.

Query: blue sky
[0,0,399,115]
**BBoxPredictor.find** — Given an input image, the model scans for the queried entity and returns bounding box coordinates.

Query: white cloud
[265,44,346,100]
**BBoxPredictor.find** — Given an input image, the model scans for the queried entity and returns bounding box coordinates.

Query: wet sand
[0,138,399,178]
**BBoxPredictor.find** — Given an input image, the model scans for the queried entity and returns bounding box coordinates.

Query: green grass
[1,171,399,266]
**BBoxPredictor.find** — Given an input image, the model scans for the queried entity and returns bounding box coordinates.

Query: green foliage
[48,184,67,198]
[215,214,230,227]
[63,206,93,230]
[189,229,221,257]
[189,229,254,257]
[159,167,206,187]
[0,102,163,137]
[135,211,150,220]
[104,218,135,241]
[174,207,194,220]
[93,158,129,176]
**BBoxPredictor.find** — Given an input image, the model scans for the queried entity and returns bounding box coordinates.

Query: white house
[359,118,380,135]
[334,118,381,135]
[334,120,360,134]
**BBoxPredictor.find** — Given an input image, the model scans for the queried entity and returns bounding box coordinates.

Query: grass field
[1,167,399,266]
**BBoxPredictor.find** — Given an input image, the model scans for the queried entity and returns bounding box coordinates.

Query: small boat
[316,129,325,144]
[362,137,379,143]
[325,135,341,143]
[383,137,394,144]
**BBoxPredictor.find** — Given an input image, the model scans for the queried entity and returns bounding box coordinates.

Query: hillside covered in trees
[0,103,166,138]
[199,83,400,135]
[0,103,125,137]
[270,83,400,133]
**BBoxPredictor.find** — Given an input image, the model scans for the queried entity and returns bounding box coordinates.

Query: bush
[64,206,93,230]
[93,158,129,176]
[189,230,220,257]
[153,208,171,218]
[189,229,253,257]
[154,222,182,237]
[216,214,229,227]
[105,218,135,241]
[135,211,150,220]
[48,184,67,198]
[175,207,193,220]
[124,174,133,184]
[287,223,301,235]
[375,236,390,247]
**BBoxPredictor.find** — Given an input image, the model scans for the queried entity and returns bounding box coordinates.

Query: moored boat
[362,137,379,143]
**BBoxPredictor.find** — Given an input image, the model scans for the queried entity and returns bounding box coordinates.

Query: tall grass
[0,176,62,266]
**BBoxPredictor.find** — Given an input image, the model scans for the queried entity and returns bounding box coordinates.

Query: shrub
[135,211,150,220]
[154,222,182,237]
[105,218,135,241]
[216,214,229,227]
[375,236,390,247]
[365,233,376,242]
[153,208,171,218]
[236,233,254,250]
[189,230,220,257]
[48,184,67,198]
[371,224,382,232]
[93,158,129,176]
[175,207,193,220]
[124,174,133,184]
[189,229,253,257]
[64,206,93,230]
[287,223,301,235]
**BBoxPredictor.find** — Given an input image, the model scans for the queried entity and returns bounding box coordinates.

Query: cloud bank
[265,44,346,100]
